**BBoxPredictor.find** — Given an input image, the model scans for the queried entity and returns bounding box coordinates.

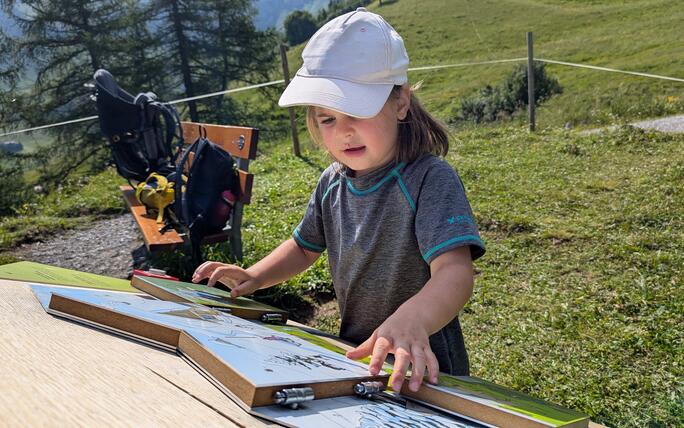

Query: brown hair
[306,84,449,165]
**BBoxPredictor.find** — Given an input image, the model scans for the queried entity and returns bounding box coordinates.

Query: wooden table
[0,279,271,427]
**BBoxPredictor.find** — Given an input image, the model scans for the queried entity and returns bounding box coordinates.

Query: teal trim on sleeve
[422,235,485,262]
[293,228,325,252]
[393,171,416,213]
[346,163,406,195]
[321,179,340,203]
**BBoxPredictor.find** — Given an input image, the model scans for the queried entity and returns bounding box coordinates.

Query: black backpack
[93,69,182,184]
[173,136,240,263]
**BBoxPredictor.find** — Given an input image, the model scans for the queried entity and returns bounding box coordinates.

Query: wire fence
[1,52,683,139]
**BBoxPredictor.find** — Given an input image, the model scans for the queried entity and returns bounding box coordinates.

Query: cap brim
[278,75,393,119]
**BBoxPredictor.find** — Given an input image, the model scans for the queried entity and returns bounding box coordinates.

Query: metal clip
[260,313,284,324]
[234,135,245,150]
[354,381,385,398]
[274,387,314,409]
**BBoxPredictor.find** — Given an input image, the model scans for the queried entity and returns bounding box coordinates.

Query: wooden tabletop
[0,279,271,427]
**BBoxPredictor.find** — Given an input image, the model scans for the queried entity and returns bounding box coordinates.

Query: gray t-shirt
[293,154,485,375]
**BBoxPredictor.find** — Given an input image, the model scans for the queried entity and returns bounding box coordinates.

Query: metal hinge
[274,387,315,409]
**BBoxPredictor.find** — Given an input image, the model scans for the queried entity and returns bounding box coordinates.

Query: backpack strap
[133,92,183,164]
[174,137,204,226]
[162,103,185,163]
[133,93,159,161]
[185,137,211,228]
[173,136,212,268]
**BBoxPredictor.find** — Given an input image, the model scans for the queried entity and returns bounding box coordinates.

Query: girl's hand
[192,261,262,298]
[345,312,439,392]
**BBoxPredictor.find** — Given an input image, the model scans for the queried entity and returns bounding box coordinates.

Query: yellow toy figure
[135,173,175,224]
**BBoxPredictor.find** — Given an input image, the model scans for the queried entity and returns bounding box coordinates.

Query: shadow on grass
[296,154,326,173]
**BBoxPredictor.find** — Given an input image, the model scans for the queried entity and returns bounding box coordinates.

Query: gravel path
[584,114,684,135]
[632,114,684,133]
[12,214,144,279]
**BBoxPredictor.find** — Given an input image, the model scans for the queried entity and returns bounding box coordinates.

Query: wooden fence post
[279,44,301,157]
[527,32,536,132]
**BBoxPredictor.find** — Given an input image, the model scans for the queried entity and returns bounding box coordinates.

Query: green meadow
[2,0,683,426]
[381,0,684,127]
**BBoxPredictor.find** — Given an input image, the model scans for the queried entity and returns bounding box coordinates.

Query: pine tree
[196,0,278,124]
[0,25,21,126]
[284,10,318,46]
[148,0,278,123]
[0,0,279,191]
[0,0,144,185]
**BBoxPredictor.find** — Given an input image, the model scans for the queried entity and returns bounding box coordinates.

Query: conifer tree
[197,0,278,124]
[0,26,21,127]
[0,0,278,190]
[148,0,278,123]
[0,0,144,184]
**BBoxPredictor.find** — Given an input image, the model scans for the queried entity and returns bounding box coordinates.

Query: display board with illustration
[131,275,288,322]
[33,284,386,407]
[32,283,589,427]
[0,261,135,292]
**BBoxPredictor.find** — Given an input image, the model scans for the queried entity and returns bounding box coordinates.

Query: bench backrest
[179,121,259,260]
[180,122,259,204]
[122,121,259,260]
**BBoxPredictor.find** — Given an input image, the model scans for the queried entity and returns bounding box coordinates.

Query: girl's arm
[346,245,474,392]
[192,238,321,297]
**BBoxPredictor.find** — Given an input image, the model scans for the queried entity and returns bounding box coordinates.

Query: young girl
[193,7,485,393]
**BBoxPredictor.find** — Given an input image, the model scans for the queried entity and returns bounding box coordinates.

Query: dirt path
[584,114,684,134]
[632,114,684,133]
[12,214,143,279]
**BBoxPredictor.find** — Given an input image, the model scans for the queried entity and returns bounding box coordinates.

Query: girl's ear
[396,84,411,120]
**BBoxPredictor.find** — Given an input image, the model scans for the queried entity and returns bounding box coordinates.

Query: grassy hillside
[278,0,684,129]
[10,0,684,149]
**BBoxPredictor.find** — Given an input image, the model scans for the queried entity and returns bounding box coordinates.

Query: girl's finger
[207,265,251,287]
[192,261,221,282]
[390,344,411,392]
[408,345,427,392]
[346,334,375,360]
[425,346,440,384]
[217,276,239,289]
[207,266,231,287]
[369,335,393,376]
[230,279,261,297]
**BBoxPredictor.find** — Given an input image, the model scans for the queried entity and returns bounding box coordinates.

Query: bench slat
[120,186,183,251]
[201,230,231,245]
[181,122,258,160]
[237,170,253,205]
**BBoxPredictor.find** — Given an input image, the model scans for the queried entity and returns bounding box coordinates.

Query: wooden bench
[121,121,258,261]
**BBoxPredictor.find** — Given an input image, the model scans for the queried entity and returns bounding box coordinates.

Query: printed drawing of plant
[214,337,247,350]
[268,353,348,371]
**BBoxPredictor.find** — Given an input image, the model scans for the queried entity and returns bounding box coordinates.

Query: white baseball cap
[278,7,409,119]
